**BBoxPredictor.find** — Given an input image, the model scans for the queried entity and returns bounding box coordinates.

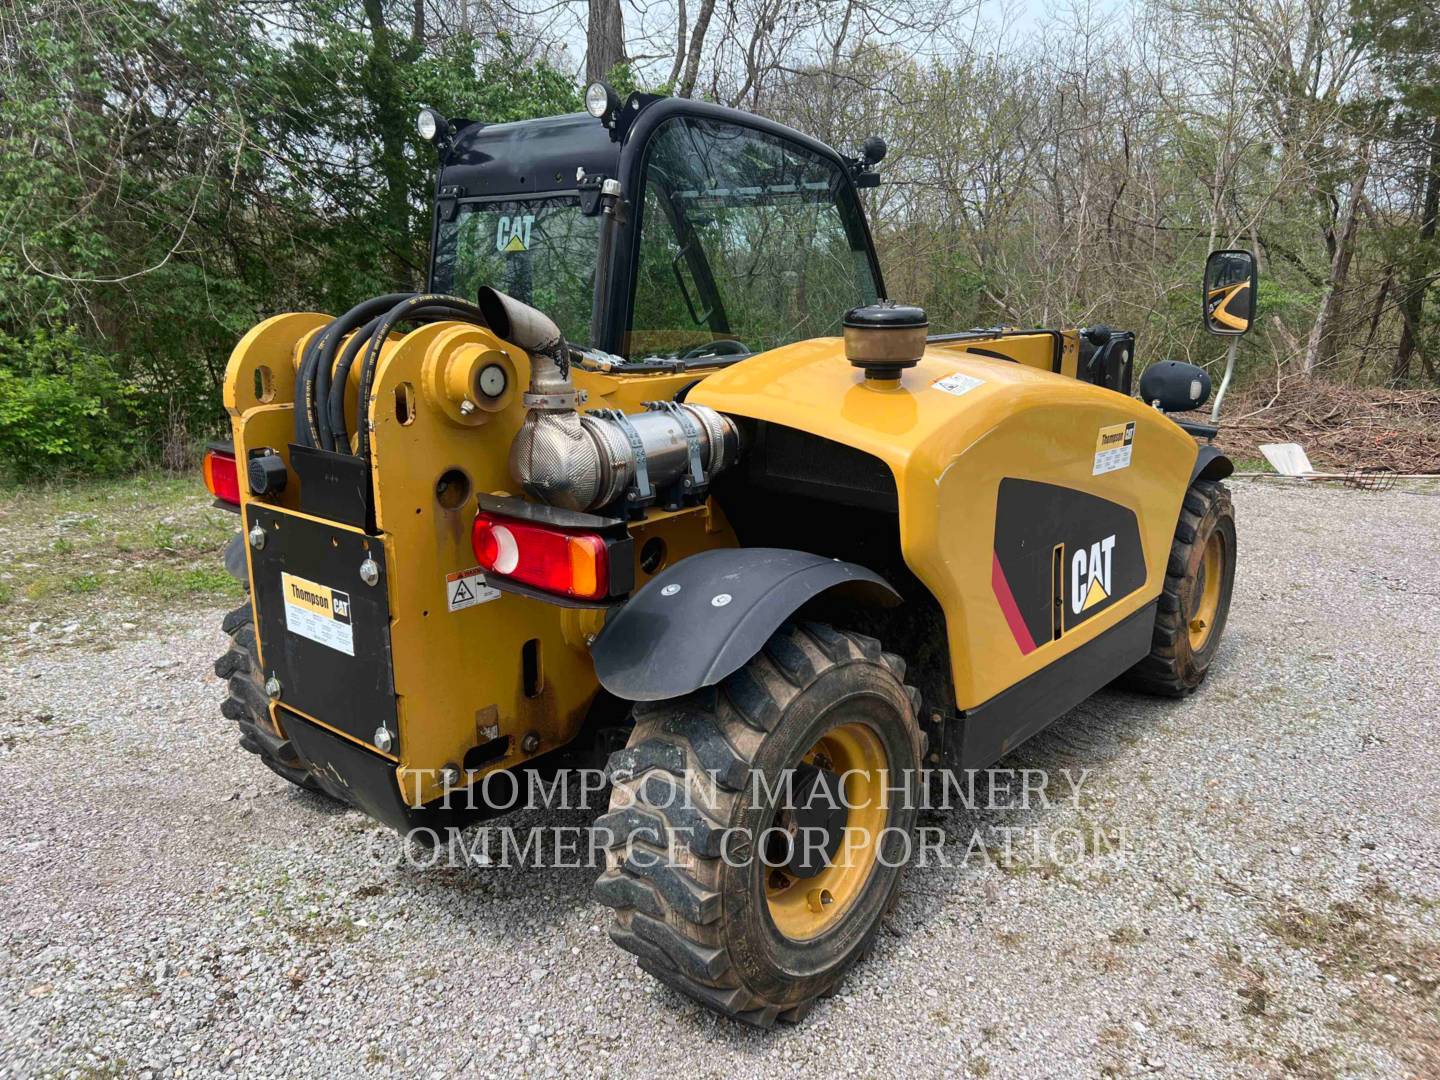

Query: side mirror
[1139,360,1211,413]
[1203,249,1257,335]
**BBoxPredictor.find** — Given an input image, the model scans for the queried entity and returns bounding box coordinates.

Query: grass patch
[0,471,241,644]
[1260,898,1440,989]
[131,565,239,601]
[69,573,102,594]
[22,575,63,601]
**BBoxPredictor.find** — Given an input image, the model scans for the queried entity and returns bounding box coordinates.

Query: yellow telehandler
[204,86,1249,1025]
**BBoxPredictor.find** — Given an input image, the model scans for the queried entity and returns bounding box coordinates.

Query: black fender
[223,533,249,584]
[1191,445,1234,484]
[590,547,900,701]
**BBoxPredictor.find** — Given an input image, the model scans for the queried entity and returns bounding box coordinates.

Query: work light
[416,107,446,143]
[584,82,621,126]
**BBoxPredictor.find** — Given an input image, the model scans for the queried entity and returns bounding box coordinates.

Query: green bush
[0,330,141,479]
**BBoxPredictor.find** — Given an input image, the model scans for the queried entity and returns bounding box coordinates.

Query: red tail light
[471,512,610,600]
[203,446,241,505]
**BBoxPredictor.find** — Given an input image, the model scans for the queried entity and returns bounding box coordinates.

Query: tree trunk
[586,0,625,84]
[1304,148,1370,375]
[1395,116,1440,381]
[668,0,687,88]
[1360,263,1394,376]
[362,0,415,283]
[678,0,716,98]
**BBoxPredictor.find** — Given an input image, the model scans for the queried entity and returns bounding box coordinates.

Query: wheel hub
[765,721,890,941]
[771,763,849,879]
[1188,530,1225,650]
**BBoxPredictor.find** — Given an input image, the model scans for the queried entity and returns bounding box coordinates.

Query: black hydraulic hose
[325,314,384,451]
[293,329,327,448]
[306,293,414,451]
[354,295,492,463]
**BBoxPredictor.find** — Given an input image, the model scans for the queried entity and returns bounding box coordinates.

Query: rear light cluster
[202,446,241,505]
[471,512,615,601]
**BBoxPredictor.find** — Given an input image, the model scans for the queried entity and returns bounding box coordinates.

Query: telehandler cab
[205,86,1242,1026]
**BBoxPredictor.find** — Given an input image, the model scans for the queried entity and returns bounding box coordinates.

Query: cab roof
[441,111,622,198]
[437,97,858,202]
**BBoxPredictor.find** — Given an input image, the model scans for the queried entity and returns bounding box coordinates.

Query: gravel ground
[1,480,1437,1079]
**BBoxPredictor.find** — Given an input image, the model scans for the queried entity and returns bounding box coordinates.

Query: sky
[535,0,1134,86]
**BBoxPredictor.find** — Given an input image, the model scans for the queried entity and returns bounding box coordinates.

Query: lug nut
[521,731,540,754]
[459,399,476,416]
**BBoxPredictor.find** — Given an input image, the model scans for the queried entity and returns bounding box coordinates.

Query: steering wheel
[679,339,750,361]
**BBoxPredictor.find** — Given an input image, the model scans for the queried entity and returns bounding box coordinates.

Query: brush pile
[1222,382,1440,473]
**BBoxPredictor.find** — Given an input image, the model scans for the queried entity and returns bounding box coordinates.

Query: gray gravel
[2,480,1438,1079]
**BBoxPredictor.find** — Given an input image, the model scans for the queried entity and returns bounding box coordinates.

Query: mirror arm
[1210,336,1239,423]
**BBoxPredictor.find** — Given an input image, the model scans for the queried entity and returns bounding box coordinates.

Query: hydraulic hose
[293,293,413,450]
[354,294,493,463]
[325,314,384,450]
[293,330,326,449]
[302,293,415,451]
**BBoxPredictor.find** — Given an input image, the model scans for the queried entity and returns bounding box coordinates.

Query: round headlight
[585,82,617,120]
[416,107,444,142]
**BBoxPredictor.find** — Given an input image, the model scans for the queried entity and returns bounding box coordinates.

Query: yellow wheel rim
[765,721,889,941]
[1188,531,1224,649]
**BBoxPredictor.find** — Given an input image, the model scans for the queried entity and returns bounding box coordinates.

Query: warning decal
[1092,421,1136,475]
[932,372,985,398]
[446,566,500,612]
[281,572,354,656]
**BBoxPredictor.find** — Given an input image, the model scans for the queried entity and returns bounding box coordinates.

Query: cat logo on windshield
[1071,534,1116,614]
[496,214,535,253]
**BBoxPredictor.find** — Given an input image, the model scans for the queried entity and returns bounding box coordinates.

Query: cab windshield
[628,117,879,359]
[431,197,601,346]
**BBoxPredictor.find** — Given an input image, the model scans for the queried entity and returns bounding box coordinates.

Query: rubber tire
[593,622,924,1028]
[215,599,327,793]
[1122,480,1236,696]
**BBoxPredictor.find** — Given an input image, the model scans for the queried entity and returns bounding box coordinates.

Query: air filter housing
[843,302,929,381]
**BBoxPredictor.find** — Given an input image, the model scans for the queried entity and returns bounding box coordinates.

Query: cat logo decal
[991,479,1146,652]
[1071,535,1116,615]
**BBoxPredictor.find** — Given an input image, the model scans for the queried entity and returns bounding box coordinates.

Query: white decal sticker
[281,572,354,656]
[1092,421,1136,475]
[932,372,984,397]
[447,566,500,612]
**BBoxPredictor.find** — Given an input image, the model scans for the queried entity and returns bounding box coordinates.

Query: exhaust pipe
[479,288,738,513]
[476,287,575,410]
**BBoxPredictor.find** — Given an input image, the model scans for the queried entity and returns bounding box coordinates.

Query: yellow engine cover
[687,336,1199,710]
